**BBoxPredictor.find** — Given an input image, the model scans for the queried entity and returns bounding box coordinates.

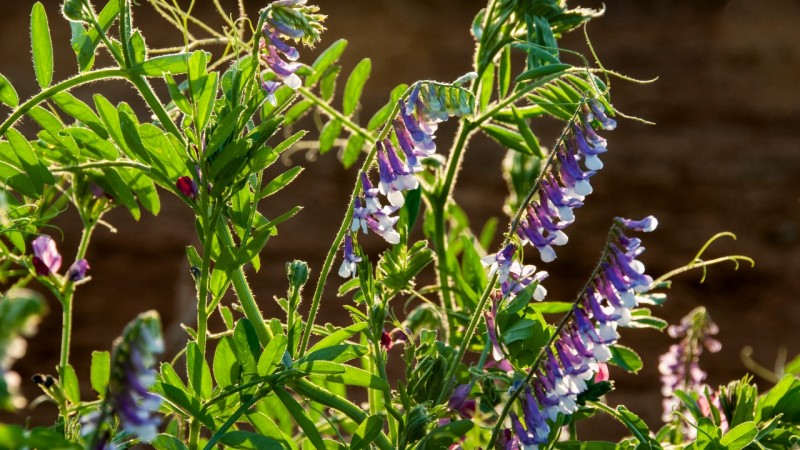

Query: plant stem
[291,379,394,450]
[297,86,373,141]
[59,218,97,374]
[0,69,128,136]
[298,94,408,356]
[223,229,272,346]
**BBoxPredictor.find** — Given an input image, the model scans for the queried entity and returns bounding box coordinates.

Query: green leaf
[90,351,110,395]
[342,134,365,169]
[7,128,53,195]
[0,74,19,107]
[284,99,313,125]
[246,412,296,450]
[305,363,389,390]
[319,119,342,154]
[94,94,130,154]
[531,301,573,315]
[134,53,192,76]
[219,431,285,450]
[511,106,544,158]
[366,83,407,131]
[257,334,287,377]
[609,345,643,373]
[30,2,53,89]
[273,387,327,450]
[52,92,108,138]
[319,65,341,101]
[307,323,368,354]
[479,63,495,112]
[516,63,572,83]
[212,336,240,388]
[481,123,532,155]
[351,415,383,450]
[416,420,474,450]
[233,319,262,376]
[719,421,757,449]
[69,0,119,72]
[259,167,303,199]
[342,58,371,116]
[61,364,80,404]
[186,341,212,399]
[307,39,347,87]
[499,45,512,98]
[152,434,189,450]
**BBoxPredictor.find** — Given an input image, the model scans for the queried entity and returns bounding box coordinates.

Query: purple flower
[481,244,516,283]
[448,384,476,418]
[83,312,163,446]
[501,262,548,301]
[68,259,90,282]
[107,312,163,442]
[586,99,617,131]
[337,234,362,278]
[617,216,658,233]
[351,198,400,245]
[376,140,418,207]
[510,389,550,447]
[32,235,62,276]
[176,176,198,200]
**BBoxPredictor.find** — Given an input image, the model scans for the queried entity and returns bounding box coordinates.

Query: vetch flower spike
[32,235,62,276]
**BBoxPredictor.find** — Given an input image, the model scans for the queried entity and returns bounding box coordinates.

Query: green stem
[51,160,152,174]
[297,86,373,141]
[59,218,97,374]
[291,379,394,450]
[298,94,409,356]
[0,69,128,136]
[129,75,185,144]
[224,228,272,346]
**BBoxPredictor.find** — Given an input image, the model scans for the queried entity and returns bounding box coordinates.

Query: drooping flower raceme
[659,307,721,423]
[340,82,474,277]
[517,100,616,263]
[506,217,657,444]
[83,311,164,446]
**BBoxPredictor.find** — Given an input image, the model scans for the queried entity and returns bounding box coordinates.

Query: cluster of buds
[259,0,325,104]
[517,100,616,263]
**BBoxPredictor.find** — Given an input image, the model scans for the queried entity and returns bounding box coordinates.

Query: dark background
[2,0,798,441]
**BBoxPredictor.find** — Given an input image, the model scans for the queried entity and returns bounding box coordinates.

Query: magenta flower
[176,176,198,200]
[32,235,62,276]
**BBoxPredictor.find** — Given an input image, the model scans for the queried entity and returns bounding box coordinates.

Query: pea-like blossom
[481,244,517,283]
[337,234,362,278]
[68,259,90,282]
[31,235,62,276]
[376,140,418,207]
[83,312,164,446]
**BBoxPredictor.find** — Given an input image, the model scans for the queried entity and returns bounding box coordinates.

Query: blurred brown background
[1,0,799,440]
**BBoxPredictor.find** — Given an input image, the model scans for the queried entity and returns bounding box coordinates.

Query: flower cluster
[341,82,474,278]
[259,0,325,105]
[82,312,164,447]
[482,248,550,371]
[517,100,616,263]
[31,235,90,282]
[504,217,657,448]
[659,307,721,422]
